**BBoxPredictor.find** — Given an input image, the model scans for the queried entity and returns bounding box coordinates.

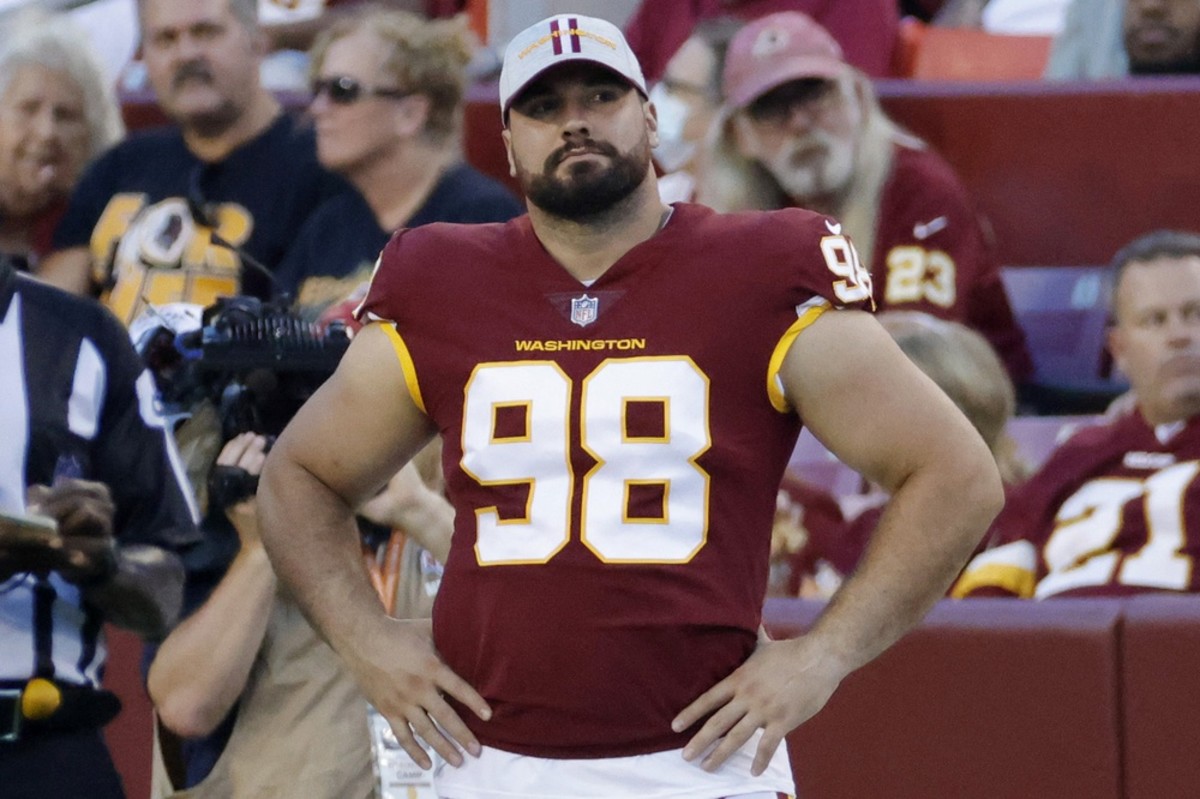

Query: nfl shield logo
[570,294,599,327]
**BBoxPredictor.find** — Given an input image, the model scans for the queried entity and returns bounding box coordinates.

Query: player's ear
[501,128,517,178]
[1107,326,1128,377]
[644,96,660,149]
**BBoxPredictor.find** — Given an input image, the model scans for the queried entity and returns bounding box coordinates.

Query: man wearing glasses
[698,12,1032,385]
[38,0,350,324]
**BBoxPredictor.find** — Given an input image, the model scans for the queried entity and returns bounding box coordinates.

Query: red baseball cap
[722,12,847,110]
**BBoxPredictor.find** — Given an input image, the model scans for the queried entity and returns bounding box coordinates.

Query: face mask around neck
[649,82,698,173]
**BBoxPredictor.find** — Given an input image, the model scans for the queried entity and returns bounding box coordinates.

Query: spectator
[0,254,198,799]
[623,0,901,83]
[955,230,1200,598]
[274,7,522,307]
[38,0,351,325]
[256,13,1002,796]
[0,10,123,272]
[1123,0,1200,73]
[649,18,740,204]
[932,0,1073,34]
[776,310,1029,598]
[699,11,1033,383]
[146,434,453,795]
[1046,0,1200,78]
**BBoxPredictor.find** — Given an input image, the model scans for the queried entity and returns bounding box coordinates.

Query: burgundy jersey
[356,203,873,758]
[955,412,1200,599]
[874,143,1033,382]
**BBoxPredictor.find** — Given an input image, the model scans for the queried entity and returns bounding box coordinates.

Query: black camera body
[149,296,352,441]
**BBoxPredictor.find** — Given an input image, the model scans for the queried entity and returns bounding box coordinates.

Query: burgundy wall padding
[764,598,1124,799]
[1121,595,1200,799]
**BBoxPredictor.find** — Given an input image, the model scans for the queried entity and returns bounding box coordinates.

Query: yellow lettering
[513,339,647,353]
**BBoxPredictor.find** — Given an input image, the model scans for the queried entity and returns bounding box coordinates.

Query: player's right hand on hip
[346,617,492,769]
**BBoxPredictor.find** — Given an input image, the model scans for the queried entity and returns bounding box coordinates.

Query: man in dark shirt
[38,0,350,325]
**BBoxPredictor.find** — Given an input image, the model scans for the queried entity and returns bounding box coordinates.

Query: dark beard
[1128,29,1200,74]
[520,139,649,221]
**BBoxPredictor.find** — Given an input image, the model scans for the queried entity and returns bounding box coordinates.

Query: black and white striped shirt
[0,259,199,687]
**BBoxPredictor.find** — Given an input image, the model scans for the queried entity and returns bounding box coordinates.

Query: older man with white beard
[698,11,1033,385]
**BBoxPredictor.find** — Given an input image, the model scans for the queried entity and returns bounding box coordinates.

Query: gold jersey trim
[377,323,427,415]
[766,301,829,413]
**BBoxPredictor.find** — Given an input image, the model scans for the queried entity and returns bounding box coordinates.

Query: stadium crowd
[2,0,1199,797]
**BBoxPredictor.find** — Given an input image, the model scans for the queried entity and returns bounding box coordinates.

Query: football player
[257,13,1003,798]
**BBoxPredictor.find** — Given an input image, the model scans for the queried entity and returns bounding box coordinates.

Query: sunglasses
[310,75,411,105]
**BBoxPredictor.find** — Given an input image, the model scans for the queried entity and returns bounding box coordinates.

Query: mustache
[545,139,619,171]
[172,61,213,90]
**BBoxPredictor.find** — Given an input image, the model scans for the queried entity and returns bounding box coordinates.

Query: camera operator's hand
[358,463,453,564]
[14,479,118,583]
[216,433,269,549]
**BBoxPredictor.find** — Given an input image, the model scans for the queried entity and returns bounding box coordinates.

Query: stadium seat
[905,25,1052,81]
[890,16,927,78]
[1006,413,1104,470]
[1000,265,1128,413]
[786,429,866,497]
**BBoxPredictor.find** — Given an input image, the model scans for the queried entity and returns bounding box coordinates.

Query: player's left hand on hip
[671,636,847,776]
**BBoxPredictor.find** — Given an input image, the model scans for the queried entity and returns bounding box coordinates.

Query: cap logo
[518,17,618,60]
[551,17,580,55]
[752,26,791,59]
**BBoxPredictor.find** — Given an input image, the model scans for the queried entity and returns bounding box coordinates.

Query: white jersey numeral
[819,234,872,304]
[884,246,957,308]
[461,358,711,566]
[1039,460,1198,596]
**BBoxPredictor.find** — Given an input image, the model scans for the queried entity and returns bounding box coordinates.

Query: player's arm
[675,309,1003,774]
[36,247,95,296]
[257,323,490,768]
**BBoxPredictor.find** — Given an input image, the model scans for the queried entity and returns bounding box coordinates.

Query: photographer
[147,421,451,796]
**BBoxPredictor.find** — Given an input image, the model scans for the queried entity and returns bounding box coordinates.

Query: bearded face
[733,76,864,207]
[515,130,652,221]
[754,127,857,204]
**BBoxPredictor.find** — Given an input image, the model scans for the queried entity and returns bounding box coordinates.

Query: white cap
[499,14,647,120]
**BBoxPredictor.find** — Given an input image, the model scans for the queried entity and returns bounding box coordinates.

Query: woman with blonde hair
[275,7,521,308]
